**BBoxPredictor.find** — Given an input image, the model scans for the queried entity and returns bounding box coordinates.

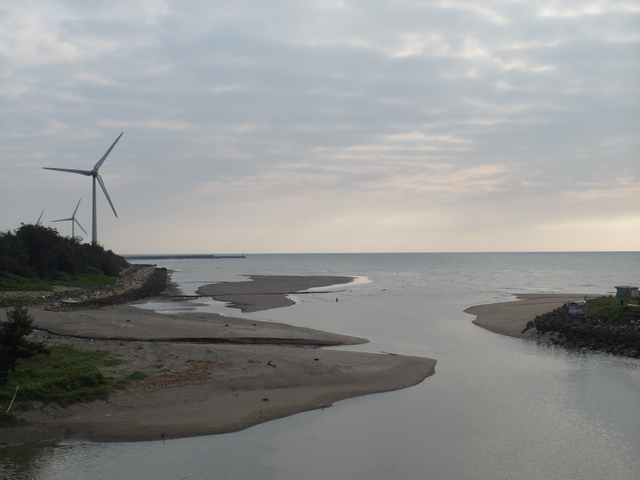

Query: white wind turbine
[52,199,87,239]
[43,133,123,244]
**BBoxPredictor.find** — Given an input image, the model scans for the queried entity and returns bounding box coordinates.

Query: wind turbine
[43,132,123,244]
[52,199,87,239]
[35,210,45,226]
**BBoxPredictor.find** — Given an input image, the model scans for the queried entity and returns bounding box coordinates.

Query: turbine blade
[74,219,88,235]
[96,174,118,218]
[72,199,82,217]
[94,132,124,171]
[52,218,72,223]
[36,210,44,225]
[43,167,92,176]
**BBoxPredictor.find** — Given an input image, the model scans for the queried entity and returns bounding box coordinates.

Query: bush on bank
[0,224,128,282]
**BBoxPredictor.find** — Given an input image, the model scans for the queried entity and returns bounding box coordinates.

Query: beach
[0,270,606,447]
[465,293,602,341]
[1,271,436,446]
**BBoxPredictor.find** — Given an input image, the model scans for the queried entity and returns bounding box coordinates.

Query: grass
[0,272,119,308]
[0,346,148,411]
[102,357,127,366]
[0,273,53,292]
[0,272,117,292]
[586,296,640,325]
[53,273,118,288]
[121,371,149,383]
[0,273,118,292]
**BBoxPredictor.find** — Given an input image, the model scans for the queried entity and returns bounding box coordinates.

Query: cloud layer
[1,1,638,253]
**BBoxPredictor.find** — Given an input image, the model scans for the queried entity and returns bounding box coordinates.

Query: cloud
[0,0,638,252]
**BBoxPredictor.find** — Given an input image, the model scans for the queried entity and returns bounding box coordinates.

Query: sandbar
[0,273,436,446]
[466,293,602,341]
[197,275,355,312]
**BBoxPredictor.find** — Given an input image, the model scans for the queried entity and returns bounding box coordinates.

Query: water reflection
[1,432,282,480]
[0,442,57,480]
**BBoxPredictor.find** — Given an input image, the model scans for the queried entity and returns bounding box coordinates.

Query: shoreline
[1,270,436,447]
[465,293,603,343]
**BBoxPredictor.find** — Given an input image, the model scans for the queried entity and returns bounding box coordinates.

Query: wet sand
[465,293,602,341]
[197,275,355,312]
[0,274,436,446]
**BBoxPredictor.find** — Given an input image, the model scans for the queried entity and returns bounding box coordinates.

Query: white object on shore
[567,300,587,315]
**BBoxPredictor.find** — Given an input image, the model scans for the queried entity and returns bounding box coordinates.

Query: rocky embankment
[43,265,168,312]
[527,304,640,357]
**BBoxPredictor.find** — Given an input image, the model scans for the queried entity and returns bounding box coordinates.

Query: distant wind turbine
[35,210,45,226]
[43,132,123,244]
[52,199,87,239]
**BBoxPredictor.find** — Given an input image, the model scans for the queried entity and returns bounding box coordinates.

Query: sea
[1,252,639,480]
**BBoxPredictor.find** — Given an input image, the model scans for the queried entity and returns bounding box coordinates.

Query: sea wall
[531,304,640,357]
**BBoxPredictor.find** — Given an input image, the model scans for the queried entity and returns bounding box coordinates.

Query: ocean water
[1,252,639,480]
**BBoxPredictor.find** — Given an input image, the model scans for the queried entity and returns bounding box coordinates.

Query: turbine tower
[52,199,87,239]
[43,133,123,244]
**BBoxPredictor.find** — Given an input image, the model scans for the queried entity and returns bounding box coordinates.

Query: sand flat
[30,304,367,346]
[5,343,434,443]
[466,293,602,340]
[1,274,435,446]
[197,275,355,312]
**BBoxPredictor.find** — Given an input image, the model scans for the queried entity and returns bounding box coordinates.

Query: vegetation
[533,295,640,358]
[585,296,640,325]
[0,225,150,422]
[0,272,119,292]
[0,224,128,282]
[0,305,49,386]
[0,345,148,411]
[52,272,119,288]
[0,305,149,421]
[0,224,128,307]
[0,274,53,293]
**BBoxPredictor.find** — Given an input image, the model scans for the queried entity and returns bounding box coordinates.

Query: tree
[0,304,49,386]
[0,224,128,280]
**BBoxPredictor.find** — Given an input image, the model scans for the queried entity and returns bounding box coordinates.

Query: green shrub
[0,305,49,385]
[586,296,640,325]
[0,346,140,406]
[0,224,128,281]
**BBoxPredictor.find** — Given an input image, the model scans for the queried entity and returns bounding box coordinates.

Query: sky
[1,0,639,254]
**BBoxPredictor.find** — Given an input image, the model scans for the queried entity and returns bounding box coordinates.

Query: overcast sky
[1,1,638,254]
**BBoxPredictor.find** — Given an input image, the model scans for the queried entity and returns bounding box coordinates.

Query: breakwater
[124,254,245,260]
[531,304,640,357]
[44,265,168,312]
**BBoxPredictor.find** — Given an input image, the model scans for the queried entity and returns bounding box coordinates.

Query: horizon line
[122,250,639,256]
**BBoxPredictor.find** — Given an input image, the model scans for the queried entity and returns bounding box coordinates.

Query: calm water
[1,252,639,480]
